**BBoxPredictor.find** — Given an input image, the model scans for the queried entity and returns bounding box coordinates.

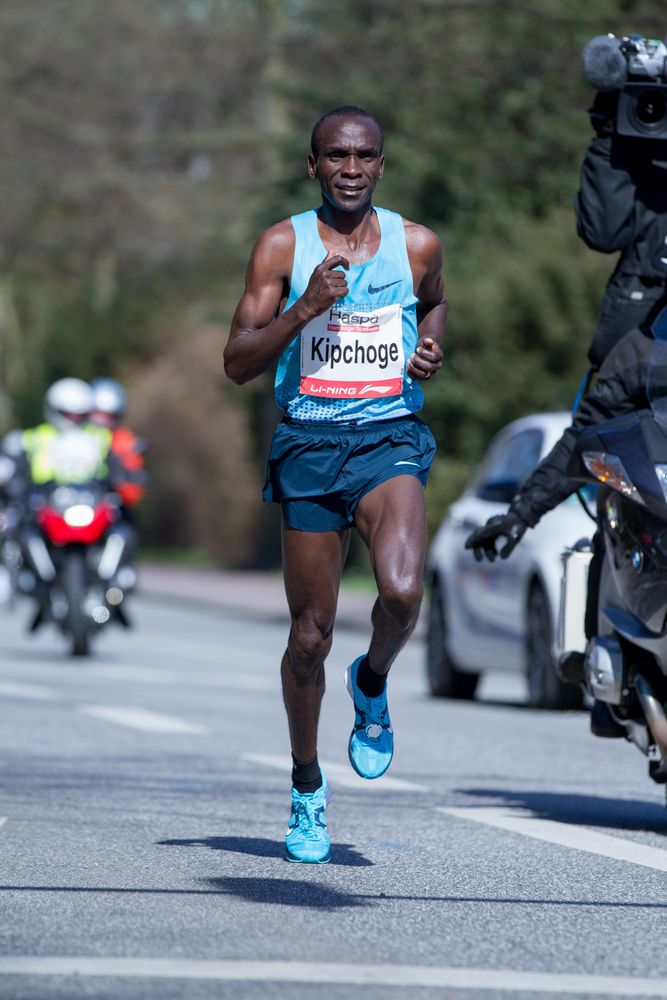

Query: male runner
[224,106,446,863]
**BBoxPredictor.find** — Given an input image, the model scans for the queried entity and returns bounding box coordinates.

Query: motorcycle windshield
[648,308,667,428]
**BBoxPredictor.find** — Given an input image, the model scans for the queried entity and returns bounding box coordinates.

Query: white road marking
[79,705,205,735]
[0,680,59,700]
[0,957,666,994]
[85,664,275,691]
[440,806,667,873]
[243,753,426,792]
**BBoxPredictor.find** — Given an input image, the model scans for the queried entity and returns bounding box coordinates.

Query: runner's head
[308,107,384,214]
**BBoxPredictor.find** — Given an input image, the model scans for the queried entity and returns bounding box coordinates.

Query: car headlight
[63,504,95,527]
[582,451,645,505]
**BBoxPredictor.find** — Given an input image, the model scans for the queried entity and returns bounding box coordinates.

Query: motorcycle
[6,430,136,656]
[562,353,667,799]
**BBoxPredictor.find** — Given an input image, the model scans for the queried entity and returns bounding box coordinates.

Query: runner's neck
[316,206,380,264]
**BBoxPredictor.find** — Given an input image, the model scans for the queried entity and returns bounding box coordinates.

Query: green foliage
[423,205,611,461]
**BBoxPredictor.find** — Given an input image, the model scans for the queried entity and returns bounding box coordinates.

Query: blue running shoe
[285,776,331,864]
[345,655,394,779]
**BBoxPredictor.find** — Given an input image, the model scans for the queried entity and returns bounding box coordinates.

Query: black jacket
[510,324,657,528]
[576,134,667,367]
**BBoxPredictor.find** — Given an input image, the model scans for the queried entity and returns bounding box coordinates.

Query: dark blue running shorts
[262,415,436,532]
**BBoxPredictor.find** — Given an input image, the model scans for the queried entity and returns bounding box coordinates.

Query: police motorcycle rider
[88,377,146,590]
[1,378,116,613]
[89,378,146,506]
[3,377,110,496]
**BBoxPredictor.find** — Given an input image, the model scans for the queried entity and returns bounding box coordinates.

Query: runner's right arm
[224,222,349,384]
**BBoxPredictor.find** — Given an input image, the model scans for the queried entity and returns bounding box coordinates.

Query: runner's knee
[288,616,334,670]
[378,575,423,628]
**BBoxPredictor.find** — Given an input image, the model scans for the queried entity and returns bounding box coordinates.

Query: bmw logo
[631,548,644,572]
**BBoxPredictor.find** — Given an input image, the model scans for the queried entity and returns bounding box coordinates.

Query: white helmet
[44,378,94,431]
[90,377,127,429]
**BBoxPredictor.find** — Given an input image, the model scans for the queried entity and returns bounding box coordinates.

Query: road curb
[137,563,378,634]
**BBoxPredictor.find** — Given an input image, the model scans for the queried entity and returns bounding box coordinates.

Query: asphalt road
[1,592,667,1000]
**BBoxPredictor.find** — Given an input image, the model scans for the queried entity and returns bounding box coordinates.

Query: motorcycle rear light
[582,451,645,505]
[38,504,115,544]
[63,504,95,528]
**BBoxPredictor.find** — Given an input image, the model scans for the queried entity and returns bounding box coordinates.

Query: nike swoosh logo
[394,460,420,467]
[368,279,401,295]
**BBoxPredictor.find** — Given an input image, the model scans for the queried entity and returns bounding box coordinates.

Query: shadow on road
[158,836,373,867]
[1,884,665,910]
[456,787,667,834]
[203,876,369,908]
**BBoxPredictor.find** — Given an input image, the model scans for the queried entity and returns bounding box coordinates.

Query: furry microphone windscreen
[583,35,628,91]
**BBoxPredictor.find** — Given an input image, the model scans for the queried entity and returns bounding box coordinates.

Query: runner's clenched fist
[300,252,350,318]
[407,337,443,381]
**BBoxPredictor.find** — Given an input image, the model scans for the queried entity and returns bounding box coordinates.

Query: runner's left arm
[405,225,446,381]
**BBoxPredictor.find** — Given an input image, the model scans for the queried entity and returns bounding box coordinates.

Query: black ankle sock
[291,754,322,793]
[356,656,387,698]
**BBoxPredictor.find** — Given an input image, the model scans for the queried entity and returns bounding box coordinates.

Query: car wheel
[526,582,582,710]
[426,578,479,700]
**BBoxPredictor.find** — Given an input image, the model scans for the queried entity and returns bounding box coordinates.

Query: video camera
[583,34,667,139]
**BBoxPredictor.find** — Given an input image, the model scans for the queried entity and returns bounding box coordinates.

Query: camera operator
[577,34,667,368]
[465,34,667,732]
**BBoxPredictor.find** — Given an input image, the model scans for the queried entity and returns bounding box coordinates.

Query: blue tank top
[275,206,422,423]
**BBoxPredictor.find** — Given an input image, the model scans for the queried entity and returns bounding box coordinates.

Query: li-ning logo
[359,384,392,395]
[368,279,401,295]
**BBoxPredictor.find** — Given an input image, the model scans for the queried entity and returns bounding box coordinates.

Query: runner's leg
[355,474,427,676]
[281,521,350,761]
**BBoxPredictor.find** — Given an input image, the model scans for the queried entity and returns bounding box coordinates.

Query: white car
[426,412,594,709]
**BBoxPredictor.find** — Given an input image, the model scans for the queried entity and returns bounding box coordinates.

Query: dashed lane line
[79,705,205,735]
[243,752,427,792]
[0,680,59,700]
[0,660,275,692]
[0,957,666,994]
[440,806,667,874]
[84,664,275,691]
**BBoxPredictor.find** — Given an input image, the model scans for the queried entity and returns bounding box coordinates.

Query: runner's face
[308,117,384,213]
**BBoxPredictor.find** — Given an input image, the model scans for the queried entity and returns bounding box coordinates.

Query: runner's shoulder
[402,219,442,259]
[251,219,296,277]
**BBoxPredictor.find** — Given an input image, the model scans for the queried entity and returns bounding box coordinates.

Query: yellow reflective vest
[21,424,112,485]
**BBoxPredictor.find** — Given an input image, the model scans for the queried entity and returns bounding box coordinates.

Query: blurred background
[0,0,663,569]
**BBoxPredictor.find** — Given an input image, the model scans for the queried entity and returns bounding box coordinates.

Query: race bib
[300,303,404,398]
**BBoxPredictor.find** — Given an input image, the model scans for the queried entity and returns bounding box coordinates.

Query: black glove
[588,91,619,138]
[464,512,527,563]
